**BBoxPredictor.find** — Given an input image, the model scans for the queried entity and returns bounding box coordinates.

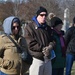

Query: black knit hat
[50,17,63,27]
[36,6,48,17]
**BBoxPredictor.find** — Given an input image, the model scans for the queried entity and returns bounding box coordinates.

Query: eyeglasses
[39,14,47,17]
[12,26,20,29]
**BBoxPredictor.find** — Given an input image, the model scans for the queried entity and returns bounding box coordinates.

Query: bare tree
[0,2,14,22]
[0,0,75,24]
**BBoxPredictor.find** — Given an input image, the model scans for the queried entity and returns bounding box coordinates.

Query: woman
[50,17,66,75]
[0,16,28,75]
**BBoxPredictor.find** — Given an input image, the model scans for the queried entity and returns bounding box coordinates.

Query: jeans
[52,68,64,75]
[65,53,75,75]
[0,71,7,75]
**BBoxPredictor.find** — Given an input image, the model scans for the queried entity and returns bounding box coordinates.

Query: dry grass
[71,62,75,75]
[24,62,75,75]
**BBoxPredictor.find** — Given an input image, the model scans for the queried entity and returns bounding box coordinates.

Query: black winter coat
[64,26,75,55]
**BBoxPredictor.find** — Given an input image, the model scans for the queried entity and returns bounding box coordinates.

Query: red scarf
[53,28,66,57]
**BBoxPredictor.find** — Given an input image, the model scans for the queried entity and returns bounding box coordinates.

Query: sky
[0,0,23,2]
[0,0,28,2]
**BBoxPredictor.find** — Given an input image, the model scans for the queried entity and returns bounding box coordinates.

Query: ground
[64,61,75,75]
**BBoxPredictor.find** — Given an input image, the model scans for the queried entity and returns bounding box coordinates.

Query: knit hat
[36,6,48,17]
[50,17,63,27]
[73,17,75,24]
[48,13,56,20]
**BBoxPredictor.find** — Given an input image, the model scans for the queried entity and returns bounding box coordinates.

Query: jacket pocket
[1,59,14,70]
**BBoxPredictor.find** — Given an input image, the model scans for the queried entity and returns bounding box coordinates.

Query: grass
[71,61,75,75]
[25,62,75,75]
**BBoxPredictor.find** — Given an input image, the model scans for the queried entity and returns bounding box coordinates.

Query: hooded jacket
[0,16,28,75]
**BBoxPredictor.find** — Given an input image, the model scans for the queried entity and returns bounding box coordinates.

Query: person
[64,17,75,75]
[0,16,28,75]
[24,6,55,75]
[50,17,66,75]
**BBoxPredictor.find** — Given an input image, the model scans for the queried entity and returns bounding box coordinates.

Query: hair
[11,17,21,31]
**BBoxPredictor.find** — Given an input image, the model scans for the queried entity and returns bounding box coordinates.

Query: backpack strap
[5,34,22,53]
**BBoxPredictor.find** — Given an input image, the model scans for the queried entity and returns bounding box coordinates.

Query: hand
[49,41,56,48]
[42,45,52,57]
[42,46,49,56]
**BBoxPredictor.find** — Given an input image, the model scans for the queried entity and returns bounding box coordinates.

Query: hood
[3,16,15,35]
[32,16,47,29]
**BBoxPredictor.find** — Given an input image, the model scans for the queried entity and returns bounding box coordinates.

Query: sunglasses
[39,14,47,17]
[12,26,20,29]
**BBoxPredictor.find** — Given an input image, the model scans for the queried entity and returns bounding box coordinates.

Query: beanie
[73,17,75,24]
[50,17,63,27]
[36,6,48,17]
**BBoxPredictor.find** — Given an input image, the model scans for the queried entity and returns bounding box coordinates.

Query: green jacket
[52,31,66,69]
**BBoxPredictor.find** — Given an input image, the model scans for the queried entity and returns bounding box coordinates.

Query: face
[12,22,20,35]
[54,24,63,31]
[37,12,47,24]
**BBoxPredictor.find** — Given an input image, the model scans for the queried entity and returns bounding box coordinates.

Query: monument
[62,8,70,32]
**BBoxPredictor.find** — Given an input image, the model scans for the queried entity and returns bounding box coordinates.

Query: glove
[42,45,53,57]
[49,41,56,48]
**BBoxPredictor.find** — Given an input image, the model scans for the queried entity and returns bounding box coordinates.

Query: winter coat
[0,16,28,75]
[51,30,66,68]
[25,16,53,61]
[64,26,75,55]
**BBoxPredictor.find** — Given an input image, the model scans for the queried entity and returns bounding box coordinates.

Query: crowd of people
[0,6,75,75]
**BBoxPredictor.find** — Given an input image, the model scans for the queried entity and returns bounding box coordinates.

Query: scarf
[53,28,66,57]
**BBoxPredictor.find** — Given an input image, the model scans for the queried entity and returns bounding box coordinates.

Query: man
[25,6,55,75]
[0,16,28,75]
[65,17,75,75]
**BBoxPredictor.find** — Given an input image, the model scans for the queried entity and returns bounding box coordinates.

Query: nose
[43,16,46,20]
[15,27,19,30]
